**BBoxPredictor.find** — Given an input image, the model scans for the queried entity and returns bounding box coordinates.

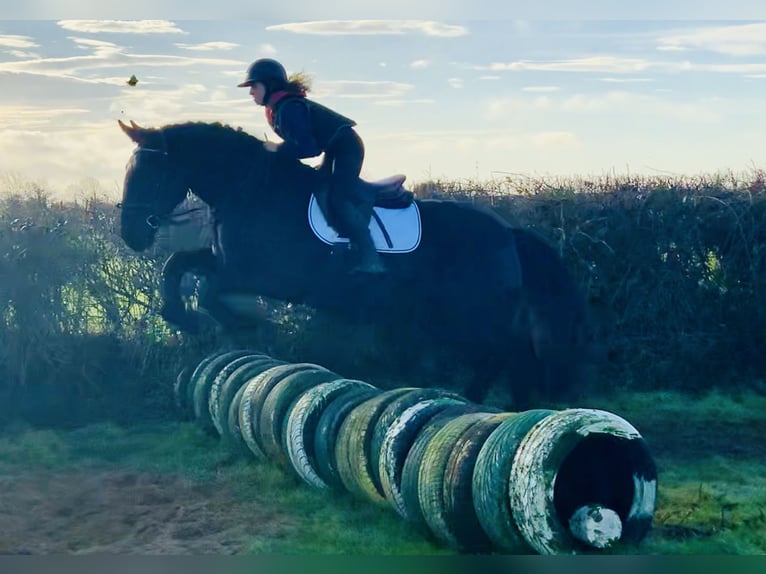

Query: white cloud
[489,56,653,74]
[522,86,560,92]
[266,20,467,37]
[600,77,654,83]
[57,20,187,35]
[479,75,501,81]
[175,41,240,51]
[0,34,38,49]
[0,106,90,129]
[530,131,580,148]
[657,23,766,56]
[411,59,430,69]
[9,50,40,59]
[448,77,463,89]
[314,80,413,99]
[373,99,435,106]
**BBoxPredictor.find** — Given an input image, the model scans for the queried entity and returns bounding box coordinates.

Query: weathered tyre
[191,349,256,433]
[216,356,285,444]
[258,368,341,468]
[313,385,382,491]
[472,409,555,553]
[173,365,193,420]
[369,388,466,497]
[378,396,470,519]
[208,353,270,436]
[399,403,495,533]
[286,379,376,489]
[182,348,232,419]
[237,363,323,461]
[226,381,253,457]
[417,412,500,547]
[335,388,418,504]
[508,408,657,554]
[441,412,515,552]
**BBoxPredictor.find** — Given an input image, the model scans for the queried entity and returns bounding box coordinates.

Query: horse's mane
[158,121,265,157]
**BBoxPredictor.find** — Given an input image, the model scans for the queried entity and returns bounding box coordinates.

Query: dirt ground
[0,468,294,554]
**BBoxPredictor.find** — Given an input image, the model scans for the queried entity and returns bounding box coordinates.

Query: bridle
[117,146,203,230]
[118,132,274,231]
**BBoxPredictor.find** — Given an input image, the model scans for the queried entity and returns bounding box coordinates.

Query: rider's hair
[284,72,312,94]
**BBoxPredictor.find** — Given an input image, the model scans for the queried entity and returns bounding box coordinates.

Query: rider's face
[249,82,267,106]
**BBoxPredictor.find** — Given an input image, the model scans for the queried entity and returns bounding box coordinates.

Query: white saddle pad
[308,195,421,253]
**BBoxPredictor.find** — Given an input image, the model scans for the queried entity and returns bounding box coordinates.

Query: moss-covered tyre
[369,388,466,498]
[417,412,500,547]
[208,353,270,436]
[191,349,257,434]
[183,349,232,419]
[313,385,382,492]
[440,412,515,552]
[286,379,377,490]
[399,403,494,534]
[258,368,341,468]
[508,409,657,555]
[237,363,324,462]
[335,388,418,504]
[173,365,193,420]
[472,409,555,553]
[217,356,285,445]
[378,396,470,520]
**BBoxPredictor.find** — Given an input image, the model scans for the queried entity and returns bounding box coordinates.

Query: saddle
[359,174,414,209]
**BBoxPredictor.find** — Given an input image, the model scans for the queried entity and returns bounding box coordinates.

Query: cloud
[9,50,40,59]
[0,36,244,87]
[522,86,561,92]
[489,56,653,74]
[57,20,187,35]
[373,99,435,106]
[448,78,463,89]
[0,34,38,49]
[657,23,766,56]
[530,131,580,148]
[315,80,413,99]
[175,41,240,51]
[411,59,430,69]
[599,77,654,83]
[0,106,90,130]
[266,20,467,37]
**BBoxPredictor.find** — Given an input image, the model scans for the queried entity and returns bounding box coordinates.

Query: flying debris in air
[127,75,138,86]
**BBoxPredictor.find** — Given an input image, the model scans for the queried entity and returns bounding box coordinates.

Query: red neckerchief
[265,89,306,129]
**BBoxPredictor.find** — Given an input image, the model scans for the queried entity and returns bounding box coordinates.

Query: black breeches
[323,128,364,201]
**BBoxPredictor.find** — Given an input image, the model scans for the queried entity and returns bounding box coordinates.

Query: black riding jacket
[266,92,357,159]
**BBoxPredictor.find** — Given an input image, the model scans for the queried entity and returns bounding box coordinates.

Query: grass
[1,387,764,554]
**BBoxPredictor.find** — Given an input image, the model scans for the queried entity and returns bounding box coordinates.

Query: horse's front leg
[160,247,217,333]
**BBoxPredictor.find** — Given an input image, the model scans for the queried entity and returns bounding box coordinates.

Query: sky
[3,3,766,199]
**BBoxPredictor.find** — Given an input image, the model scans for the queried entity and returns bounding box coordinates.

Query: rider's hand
[264,141,279,152]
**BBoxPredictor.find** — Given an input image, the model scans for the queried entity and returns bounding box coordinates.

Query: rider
[238,58,386,275]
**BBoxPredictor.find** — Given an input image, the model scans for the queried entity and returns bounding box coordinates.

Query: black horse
[118,120,598,407]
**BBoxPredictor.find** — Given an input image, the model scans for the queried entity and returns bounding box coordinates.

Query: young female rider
[238,58,386,274]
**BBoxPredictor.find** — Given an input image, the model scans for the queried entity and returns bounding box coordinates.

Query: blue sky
[2,8,766,198]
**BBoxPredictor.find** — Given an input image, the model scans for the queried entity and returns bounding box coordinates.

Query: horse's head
[118,120,191,252]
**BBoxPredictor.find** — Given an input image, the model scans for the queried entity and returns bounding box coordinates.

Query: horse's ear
[118,119,146,144]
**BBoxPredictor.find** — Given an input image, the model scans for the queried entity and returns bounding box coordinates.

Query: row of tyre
[174,348,658,554]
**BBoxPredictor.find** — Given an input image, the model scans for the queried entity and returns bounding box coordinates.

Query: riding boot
[334,201,387,274]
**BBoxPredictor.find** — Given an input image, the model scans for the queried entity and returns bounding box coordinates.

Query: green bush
[1,170,764,428]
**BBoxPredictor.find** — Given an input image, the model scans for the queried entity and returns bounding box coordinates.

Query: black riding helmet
[237,58,288,89]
